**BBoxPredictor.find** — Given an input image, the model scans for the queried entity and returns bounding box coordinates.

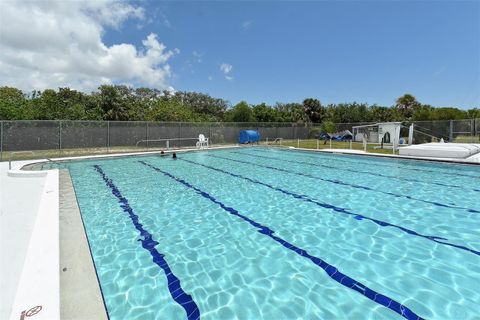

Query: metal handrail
[8,151,35,170]
[401,124,442,142]
[266,138,283,145]
[135,137,209,148]
[45,158,66,170]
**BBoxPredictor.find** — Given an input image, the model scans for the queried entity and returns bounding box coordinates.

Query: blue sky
[2,1,479,108]
[108,0,479,108]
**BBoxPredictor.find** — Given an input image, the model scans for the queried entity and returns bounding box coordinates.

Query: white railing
[8,151,35,169]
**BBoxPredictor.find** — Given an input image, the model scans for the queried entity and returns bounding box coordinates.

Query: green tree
[303,98,325,123]
[174,91,228,121]
[274,103,309,123]
[0,87,26,119]
[431,107,468,120]
[320,120,336,133]
[396,94,420,119]
[370,105,398,122]
[252,103,278,122]
[148,98,197,122]
[411,104,434,121]
[96,85,130,121]
[226,101,255,122]
[326,102,371,123]
[466,108,480,119]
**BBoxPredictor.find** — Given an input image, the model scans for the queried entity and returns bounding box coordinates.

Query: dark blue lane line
[207,154,480,214]
[251,147,480,179]
[229,151,480,193]
[178,158,480,258]
[93,165,200,320]
[139,160,424,320]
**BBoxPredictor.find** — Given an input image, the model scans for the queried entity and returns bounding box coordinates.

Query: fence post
[107,121,110,153]
[471,118,475,143]
[449,120,453,142]
[297,139,299,148]
[475,118,478,142]
[146,122,149,151]
[209,124,212,145]
[59,120,62,156]
[179,122,182,148]
[0,121,3,161]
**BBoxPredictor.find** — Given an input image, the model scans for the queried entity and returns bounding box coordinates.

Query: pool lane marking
[93,165,201,320]
[229,151,480,193]
[177,158,480,258]
[207,154,480,214]
[251,147,480,179]
[138,160,424,320]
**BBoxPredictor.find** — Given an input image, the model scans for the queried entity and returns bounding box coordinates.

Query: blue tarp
[238,130,261,144]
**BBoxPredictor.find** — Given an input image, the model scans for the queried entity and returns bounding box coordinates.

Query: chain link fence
[0,119,478,161]
[0,121,315,160]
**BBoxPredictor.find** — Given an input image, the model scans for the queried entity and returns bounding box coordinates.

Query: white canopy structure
[399,143,480,159]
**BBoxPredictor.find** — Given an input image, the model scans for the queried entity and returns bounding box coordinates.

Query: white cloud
[208,75,213,81]
[193,51,203,63]
[220,63,233,74]
[220,63,233,81]
[241,20,253,30]
[0,0,178,92]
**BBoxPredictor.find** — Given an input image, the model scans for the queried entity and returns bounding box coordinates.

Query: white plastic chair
[196,134,209,149]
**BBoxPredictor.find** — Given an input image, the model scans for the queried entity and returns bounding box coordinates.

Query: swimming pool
[54,147,480,319]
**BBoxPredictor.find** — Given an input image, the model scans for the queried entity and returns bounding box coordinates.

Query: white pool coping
[15,145,239,170]
[288,147,480,165]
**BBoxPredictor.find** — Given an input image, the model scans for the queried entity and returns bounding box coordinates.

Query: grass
[4,136,478,162]
[272,139,400,155]
[453,135,480,143]
[1,140,400,163]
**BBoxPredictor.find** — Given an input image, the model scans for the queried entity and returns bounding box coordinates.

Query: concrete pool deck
[1,161,59,320]
[59,170,108,320]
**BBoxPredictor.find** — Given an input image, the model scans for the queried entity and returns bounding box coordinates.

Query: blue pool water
[56,147,480,319]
